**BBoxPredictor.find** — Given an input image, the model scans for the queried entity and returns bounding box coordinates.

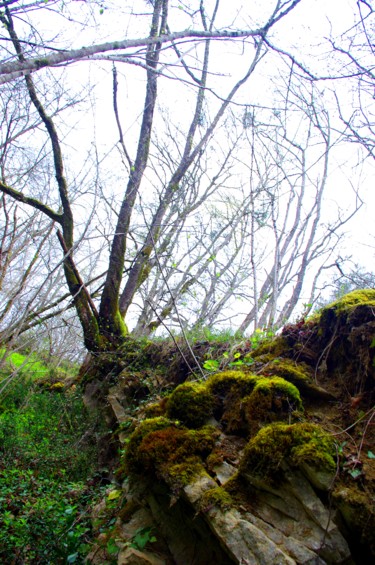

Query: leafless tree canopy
[0,0,372,356]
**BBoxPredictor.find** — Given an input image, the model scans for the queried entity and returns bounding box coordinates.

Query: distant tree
[317,262,375,307]
[236,83,362,333]
[329,0,375,159]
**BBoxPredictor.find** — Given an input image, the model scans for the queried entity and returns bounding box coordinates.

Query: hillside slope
[84,291,375,565]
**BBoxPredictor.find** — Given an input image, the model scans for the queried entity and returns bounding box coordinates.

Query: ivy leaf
[131,527,156,550]
[107,538,119,555]
[107,489,121,500]
[367,450,375,459]
[348,468,362,479]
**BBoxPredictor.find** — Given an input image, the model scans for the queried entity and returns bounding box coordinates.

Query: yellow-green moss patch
[207,370,258,397]
[166,382,214,428]
[318,289,375,333]
[322,289,375,314]
[206,371,302,433]
[264,359,310,385]
[199,486,233,512]
[243,376,303,427]
[251,337,290,359]
[240,422,335,480]
[167,457,208,490]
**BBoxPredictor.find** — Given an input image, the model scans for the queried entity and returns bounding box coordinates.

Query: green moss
[207,371,259,433]
[251,337,289,359]
[124,419,219,491]
[317,289,375,333]
[124,417,174,473]
[251,352,278,364]
[243,376,302,428]
[35,58,49,68]
[143,398,168,418]
[264,359,310,385]
[49,381,65,392]
[254,376,302,408]
[322,289,375,314]
[166,382,214,428]
[206,371,302,433]
[207,370,258,397]
[199,486,233,512]
[240,422,336,480]
[332,486,375,555]
[167,457,208,489]
[135,425,217,469]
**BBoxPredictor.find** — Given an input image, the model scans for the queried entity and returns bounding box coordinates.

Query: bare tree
[327,0,375,159]
[237,83,362,333]
[0,0,306,353]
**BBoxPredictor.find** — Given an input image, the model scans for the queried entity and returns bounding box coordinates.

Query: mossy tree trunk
[98,0,168,341]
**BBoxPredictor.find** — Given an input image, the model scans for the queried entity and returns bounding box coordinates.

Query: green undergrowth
[169,326,243,345]
[0,374,104,563]
[0,348,76,382]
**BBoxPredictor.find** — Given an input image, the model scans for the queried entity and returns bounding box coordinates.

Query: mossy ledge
[239,422,336,480]
[123,417,219,491]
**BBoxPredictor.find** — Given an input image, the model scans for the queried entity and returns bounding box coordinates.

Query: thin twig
[145,299,197,377]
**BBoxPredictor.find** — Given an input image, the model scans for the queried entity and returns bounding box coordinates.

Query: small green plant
[203,350,254,373]
[250,328,275,349]
[203,359,220,371]
[131,527,157,550]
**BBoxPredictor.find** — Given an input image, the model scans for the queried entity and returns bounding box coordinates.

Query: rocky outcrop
[86,291,375,564]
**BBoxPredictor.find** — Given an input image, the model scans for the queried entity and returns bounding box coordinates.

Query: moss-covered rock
[321,289,375,317]
[124,417,174,474]
[262,359,310,386]
[259,359,335,400]
[243,376,303,429]
[199,486,233,512]
[101,292,375,563]
[207,370,258,398]
[166,382,214,428]
[206,371,259,433]
[124,418,219,491]
[240,422,336,481]
[333,485,375,560]
[251,336,290,359]
[206,371,303,434]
